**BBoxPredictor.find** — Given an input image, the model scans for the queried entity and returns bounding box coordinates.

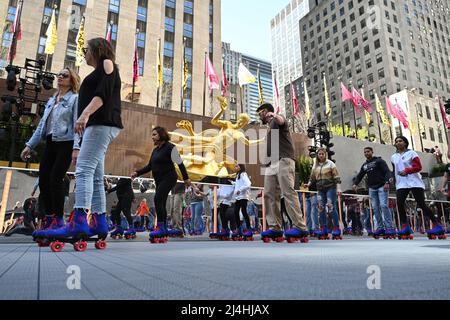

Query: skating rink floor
[0,234,449,300]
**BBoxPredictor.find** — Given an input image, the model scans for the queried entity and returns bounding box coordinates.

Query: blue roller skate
[446,227,450,234]
[43,209,90,252]
[284,228,309,243]
[216,229,231,241]
[124,228,137,240]
[384,228,397,239]
[110,225,124,240]
[88,213,109,250]
[397,224,414,240]
[240,229,254,241]
[149,223,169,244]
[427,224,447,240]
[372,229,386,240]
[316,226,330,240]
[261,229,284,243]
[33,215,65,247]
[231,228,242,241]
[168,228,184,238]
[331,226,343,240]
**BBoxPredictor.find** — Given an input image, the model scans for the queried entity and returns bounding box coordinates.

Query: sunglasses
[57,73,70,79]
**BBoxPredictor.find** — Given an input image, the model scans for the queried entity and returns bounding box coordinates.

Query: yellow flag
[304,81,311,121]
[375,93,391,127]
[44,7,58,55]
[238,63,256,87]
[258,67,265,106]
[324,75,332,117]
[365,110,372,125]
[156,39,163,88]
[75,16,85,67]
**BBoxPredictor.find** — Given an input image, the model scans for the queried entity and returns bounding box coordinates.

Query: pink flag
[205,56,220,91]
[352,88,373,113]
[221,62,229,97]
[386,97,408,129]
[8,1,22,61]
[106,23,112,43]
[341,83,360,114]
[273,73,281,114]
[439,98,450,129]
[291,83,299,118]
[133,46,139,83]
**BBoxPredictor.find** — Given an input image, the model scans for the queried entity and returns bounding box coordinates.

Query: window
[365,59,372,69]
[376,53,382,63]
[378,68,385,78]
[374,39,380,49]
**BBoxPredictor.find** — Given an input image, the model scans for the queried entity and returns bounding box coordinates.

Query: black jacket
[354,157,392,189]
[108,178,135,200]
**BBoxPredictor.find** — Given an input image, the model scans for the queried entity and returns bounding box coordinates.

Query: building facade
[0,0,222,116]
[222,42,273,122]
[270,0,310,114]
[298,0,450,143]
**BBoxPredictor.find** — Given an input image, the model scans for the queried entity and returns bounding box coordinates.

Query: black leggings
[397,188,437,225]
[38,136,73,218]
[219,203,237,231]
[234,199,251,230]
[154,173,177,225]
[111,196,133,227]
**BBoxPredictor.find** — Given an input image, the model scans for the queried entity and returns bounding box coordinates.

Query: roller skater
[257,103,309,244]
[233,164,254,241]
[211,185,236,241]
[392,136,445,240]
[132,127,191,245]
[108,178,136,240]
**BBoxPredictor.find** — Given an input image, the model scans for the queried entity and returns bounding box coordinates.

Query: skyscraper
[0,0,222,116]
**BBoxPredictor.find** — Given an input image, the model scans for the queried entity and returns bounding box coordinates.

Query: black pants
[234,199,251,230]
[111,196,133,227]
[38,136,73,218]
[154,173,177,225]
[219,203,237,231]
[348,209,362,233]
[397,188,437,225]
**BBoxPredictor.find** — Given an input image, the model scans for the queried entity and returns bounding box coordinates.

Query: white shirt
[391,150,425,190]
[233,172,252,201]
[217,185,235,206]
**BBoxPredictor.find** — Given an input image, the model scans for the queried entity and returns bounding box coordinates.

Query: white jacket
[217,185,235,206]
[233,172,251,201]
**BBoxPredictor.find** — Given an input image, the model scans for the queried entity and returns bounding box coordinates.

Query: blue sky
[221,0,289,62]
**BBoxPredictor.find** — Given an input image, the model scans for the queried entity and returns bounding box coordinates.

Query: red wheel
[275,237,284,243]
[161,238,168,244]
[95,241,107,250]
[287,238,295,244]
[262,238,271,243]
[302,238,309,243]
[51,242,64,253]
[111,235,117,240]
[74,241,88,252]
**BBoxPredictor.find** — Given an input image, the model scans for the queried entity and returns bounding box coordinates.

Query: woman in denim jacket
[21,68,80,233]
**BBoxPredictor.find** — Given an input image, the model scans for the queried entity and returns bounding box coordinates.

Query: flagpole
[376,111,383,144]
[156,38,161,109]
[181,37,186,112]
[340,102,346,137]
[403,97,415,150]
[203,51,207,117]
[349,82,358,139]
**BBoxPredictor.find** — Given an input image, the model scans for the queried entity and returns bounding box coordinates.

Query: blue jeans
[75,125,121,213]
[317,188,340,228]
[191,202,204,232]
[369,186,394,230]
[306,195,319,230]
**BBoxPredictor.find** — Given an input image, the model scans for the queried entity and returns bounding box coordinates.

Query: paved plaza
[0,234,449,300]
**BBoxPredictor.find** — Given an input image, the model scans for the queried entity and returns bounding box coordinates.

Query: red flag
[341,82,360,114]
[221,62,229,97]
[273,72,281,114]
[386,97,408,129]
[106,23,113,43]
[8,1,23,61]
[291,83,299,118]
[352,88,373,113]
[205,56,220,91]
[133,46,139,83]
[439,98,450,129]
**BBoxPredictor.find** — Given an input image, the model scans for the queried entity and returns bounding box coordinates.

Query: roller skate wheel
[287,238,295,244]
[95,241,107,250]
[74,241,88,252]
[275,237,284,243]
[51,242,64,253]
[262,238,271,243]
[301,238,309,243]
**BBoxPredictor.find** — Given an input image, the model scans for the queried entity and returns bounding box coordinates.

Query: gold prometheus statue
[170,96,264,181]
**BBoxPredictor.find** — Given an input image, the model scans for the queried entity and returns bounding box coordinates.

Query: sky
[221,0,290,62]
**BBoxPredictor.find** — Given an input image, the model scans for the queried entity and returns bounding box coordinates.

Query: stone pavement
[0,234,449,300]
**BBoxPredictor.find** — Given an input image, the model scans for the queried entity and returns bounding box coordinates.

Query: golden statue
[170,96,264,181]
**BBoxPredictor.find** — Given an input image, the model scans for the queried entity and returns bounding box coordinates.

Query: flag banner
[238,63,256,87]
[273,72,281,114]
[44,7,58,55]
[365,110,371,125]
[8,0,23,61]
[304,81,311,121]
[221,61,229,97]
[156,39,163,88]
[324,75,332,117]
[439,98,450,129]
[205,56,220,91]
[75,16,85,67]
[341,82,360,114]
[386,96,408,129]
[133,46,139,83]
[258,68,265,106]
[291,83,299,118]
[106,23,112,43]
[352,88,373,113]
[375,93,390,127]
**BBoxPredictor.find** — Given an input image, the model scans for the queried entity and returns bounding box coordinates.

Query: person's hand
[131,172,138,180]
[266,112,275,121]
[72,150,80,166]
[352,185,358,192]
[74,113,89,135]
[399,171,407,177]
[303,183,310,189]
[21,146,31,162]
[383,183,390,192]
[337,189,343,197]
